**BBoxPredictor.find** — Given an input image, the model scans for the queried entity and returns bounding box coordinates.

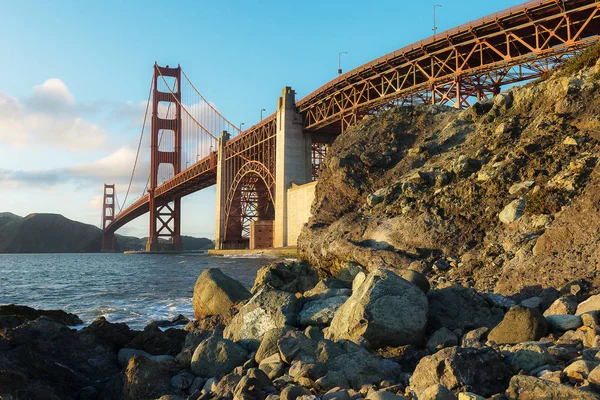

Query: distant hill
[0,213,101,253]
[0,213,214,253]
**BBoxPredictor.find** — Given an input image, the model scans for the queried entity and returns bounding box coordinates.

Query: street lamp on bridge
[338,52,348,75]
[261,108,266,121]
[433,5,442,38]
[239,122,245,132]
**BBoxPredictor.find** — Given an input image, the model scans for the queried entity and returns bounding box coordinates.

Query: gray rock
[502,343,554,373]
[457,394,485,400]
[327,268,428,348]
[297,296,348,327]
[259,353,286,380]
[577,294,600,315]
[460,327,489,348]
[192,268,251,319]
[213,373,243,399]
[118,348,152,367]
[544,297,578,316]
[588,363,600,385]
[488,305,548,345]
[419,384,457,400]
[505,375,599,399]
[322,387,351,400]
[224,289,299,348]
[123,355,177,400]
[170,372,195,391]
[190,336,248,378]
[427,328,458,353]
[255,327,294,364]
[365,391,406,400]
[509,181,535,196]
[546,314,582,331]
[499,199,525,224]
[521,297,541,309]
[563,360,599,382]
[314,342,383,391]
[252,261,319,294]
[280,385,310,400]
[202,377,217,393]
[409,346,511,398]
[394,268,430,293]
[428,286,504,332]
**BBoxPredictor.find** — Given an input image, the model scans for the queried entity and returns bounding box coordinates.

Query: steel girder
[298,0,600,131]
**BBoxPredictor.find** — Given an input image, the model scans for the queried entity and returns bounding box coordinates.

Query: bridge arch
[224,161,275,247]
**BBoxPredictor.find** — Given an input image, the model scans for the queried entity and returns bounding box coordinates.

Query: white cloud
[0,78,108,151]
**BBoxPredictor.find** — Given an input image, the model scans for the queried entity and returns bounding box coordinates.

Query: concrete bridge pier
[274,87,312,248]
[214,131,230,250]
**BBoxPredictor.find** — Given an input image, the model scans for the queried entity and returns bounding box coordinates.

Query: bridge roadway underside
[102,0,600,251]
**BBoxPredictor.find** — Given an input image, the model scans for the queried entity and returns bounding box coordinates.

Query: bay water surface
[0,253,274,329]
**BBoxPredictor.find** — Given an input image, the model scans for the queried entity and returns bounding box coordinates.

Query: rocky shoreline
[4,261,600,399]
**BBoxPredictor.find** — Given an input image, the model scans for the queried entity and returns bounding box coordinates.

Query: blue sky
[0,0,523,238]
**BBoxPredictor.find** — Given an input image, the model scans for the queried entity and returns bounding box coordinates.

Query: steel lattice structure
[102,0,600,251]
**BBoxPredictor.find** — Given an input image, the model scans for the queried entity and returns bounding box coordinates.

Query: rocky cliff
[299,45,600,298]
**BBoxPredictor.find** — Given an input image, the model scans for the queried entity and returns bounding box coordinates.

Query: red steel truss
[102,0,600,248]
[298,0,600,132]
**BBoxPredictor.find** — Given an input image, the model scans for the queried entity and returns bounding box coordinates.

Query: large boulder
[505,375,599,399]
[501,343,555,373]
[255,326,294,363]
[488,305,548,345]
[80,317,137,351]
[427,285,504,332]
[327,268,428,348]
[409,346,511,398]
[123,355,178,400]
[576,294,600,315]
[224,289,299,348]
[251,261,319,294]
[192,268,251,319]
[190,336,248,378]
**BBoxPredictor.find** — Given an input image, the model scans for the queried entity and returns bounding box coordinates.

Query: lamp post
[260,108,266,121]
[239,122,245,132]
[338,52,348,75]
[433,5,442,38]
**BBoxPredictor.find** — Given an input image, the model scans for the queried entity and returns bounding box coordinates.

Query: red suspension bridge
[101,0,600,252]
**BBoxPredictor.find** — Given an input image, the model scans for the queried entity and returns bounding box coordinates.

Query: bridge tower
[101,184,115,252]
[147,64,183,252]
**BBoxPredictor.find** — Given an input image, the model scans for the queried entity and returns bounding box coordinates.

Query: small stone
[499,199,526,224]
[546,314,582,331]
[544,297,578,316]
[509,181,535,196]
[563,359,599,382]
[502,343,555,373]
[576,294,600,315]
[521,297,541,309]
[563,137,579,146]
[488,305,548,345]
[427,328,458,353]
[365,391,406,400]
[461,327,489,348]
[170,372,195,391]
[118,348,152,367]
[433,259,450,271]
[582,312,600,330]
[280,385,310,400]
[322,387,351,400]
[419,384,457,400]
[457,394,485,400]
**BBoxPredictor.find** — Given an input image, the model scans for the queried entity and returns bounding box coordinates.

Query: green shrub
[525,187,569,215]
[556,41,600,78]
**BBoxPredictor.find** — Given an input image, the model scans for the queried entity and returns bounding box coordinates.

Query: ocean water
[0,253,274,329]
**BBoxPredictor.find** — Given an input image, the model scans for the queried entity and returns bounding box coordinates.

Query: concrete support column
[274,87,312,248]
[214,131,230,250]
